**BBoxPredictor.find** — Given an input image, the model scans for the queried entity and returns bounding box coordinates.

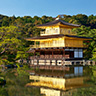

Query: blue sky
[0,0,96,17]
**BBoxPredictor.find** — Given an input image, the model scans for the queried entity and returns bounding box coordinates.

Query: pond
[0,65,96,96]
[28,65,95,96]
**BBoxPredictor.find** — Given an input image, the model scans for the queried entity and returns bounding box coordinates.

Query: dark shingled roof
[26,34,64,40]
[26,34,92,40]
[65,35,93,39]
[37,18,80,27]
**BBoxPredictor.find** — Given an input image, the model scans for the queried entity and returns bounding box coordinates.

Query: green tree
[0,26,27,65]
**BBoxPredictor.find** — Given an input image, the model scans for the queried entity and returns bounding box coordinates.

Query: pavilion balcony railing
[60,31,77,35]
[40,31,58,36]
[30,45,40,48]
[30,44,86,49]
[40,31,45,35]
[30,44,64,48]
[30,56,70,60]
[40,30,77,36]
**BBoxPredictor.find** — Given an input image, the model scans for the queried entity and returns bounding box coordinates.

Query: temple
[26,18,92,69]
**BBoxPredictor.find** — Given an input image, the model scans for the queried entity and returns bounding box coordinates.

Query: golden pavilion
[26,18,92,69]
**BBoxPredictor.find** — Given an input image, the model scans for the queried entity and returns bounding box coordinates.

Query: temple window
[55,29,58,33]
[68,30,70,34]
[46,29,49,34]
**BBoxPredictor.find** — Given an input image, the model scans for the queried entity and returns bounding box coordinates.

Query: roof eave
[36,19,80,28]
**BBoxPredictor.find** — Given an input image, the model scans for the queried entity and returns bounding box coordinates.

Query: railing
[40,31,45,35]
[40,31,59,36]
[60,30,77,35]
[30,56,70,60]
[40,30,77,36]
[30,45,40,48]
[30,44,86,49]
[30,43,64,48]
[40,31,48,36]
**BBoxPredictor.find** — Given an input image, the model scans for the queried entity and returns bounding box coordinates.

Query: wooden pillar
[44,51,45,59]
[34,41,36,47]
[56,60,57,66]
[78,48,79,58]
[33,59,34,66]
[39,51,41,58]
[49,51,50,59]
[34,51,36,58]
[52,50,54,58]
[63,49,65,58]
[73,48,74,59]
[37,59,39,66]
[45,59,46,66]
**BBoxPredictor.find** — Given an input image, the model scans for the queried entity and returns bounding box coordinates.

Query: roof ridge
[37,19,80,27]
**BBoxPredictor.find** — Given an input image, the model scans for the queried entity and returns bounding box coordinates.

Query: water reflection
[74,66,83,76]
[27,66,91,96]
[32,66,84,78]
[40,88,73,96]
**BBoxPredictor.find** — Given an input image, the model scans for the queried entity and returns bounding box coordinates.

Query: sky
[0,0,96,17]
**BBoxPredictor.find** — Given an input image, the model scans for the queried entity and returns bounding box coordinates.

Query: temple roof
[37,18,80,28]
[27,34,64,39]
[26,34,92,41]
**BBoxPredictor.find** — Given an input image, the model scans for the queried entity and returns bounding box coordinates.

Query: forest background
[0,14,96,65]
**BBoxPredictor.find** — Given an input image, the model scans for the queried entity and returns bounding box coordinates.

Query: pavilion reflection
[26,66,90,96]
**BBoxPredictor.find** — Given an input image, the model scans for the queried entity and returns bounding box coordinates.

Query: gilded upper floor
[37,18,80,36]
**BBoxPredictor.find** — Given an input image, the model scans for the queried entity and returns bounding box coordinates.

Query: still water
[28,65,93,96]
